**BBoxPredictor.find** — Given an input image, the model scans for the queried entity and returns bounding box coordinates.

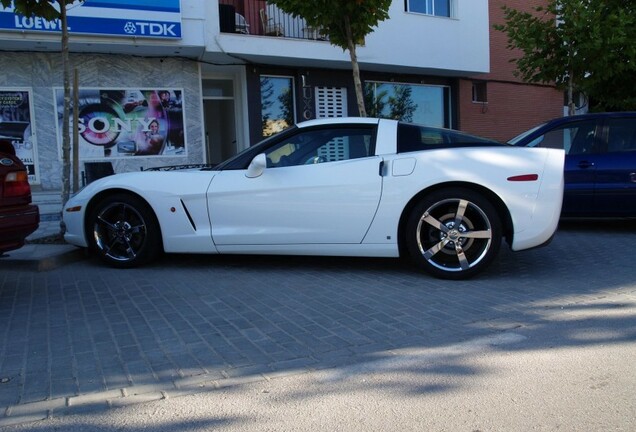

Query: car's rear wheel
[405,188,502,280]
[87,193,161,268]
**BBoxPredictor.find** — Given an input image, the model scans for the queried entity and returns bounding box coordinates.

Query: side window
[398,124,427,152]
[606,118,636,153]
[533,121,598,155]
[264,127,374,168]
[397,123,498,153]
[364,81,450,128]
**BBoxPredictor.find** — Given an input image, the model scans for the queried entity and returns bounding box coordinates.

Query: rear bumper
[511,148,564,251]
[0,204,40,253]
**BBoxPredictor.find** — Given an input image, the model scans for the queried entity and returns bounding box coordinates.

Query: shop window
[260,76,295,137]
[364,81,450,128]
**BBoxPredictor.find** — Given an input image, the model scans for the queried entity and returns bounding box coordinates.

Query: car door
[528,119,600,216]
[592,116,636,216]
[207,125,383,245]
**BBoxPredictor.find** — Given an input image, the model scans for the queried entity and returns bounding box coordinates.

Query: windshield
[507,123,546,145]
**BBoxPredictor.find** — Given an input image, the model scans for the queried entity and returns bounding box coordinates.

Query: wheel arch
[397,181,514,257]
[83,188,164,253]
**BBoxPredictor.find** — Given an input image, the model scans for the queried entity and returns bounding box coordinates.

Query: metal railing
[218,0,329,41]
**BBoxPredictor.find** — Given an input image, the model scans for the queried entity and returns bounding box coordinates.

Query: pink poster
[55,88,186,159]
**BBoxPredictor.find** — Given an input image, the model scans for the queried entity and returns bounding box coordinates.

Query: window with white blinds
[315,86,348,118]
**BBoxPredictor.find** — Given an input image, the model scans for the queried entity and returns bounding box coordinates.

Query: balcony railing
[219,0,328,41]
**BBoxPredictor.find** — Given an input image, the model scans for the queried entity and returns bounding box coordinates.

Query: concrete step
[32,191,62,221]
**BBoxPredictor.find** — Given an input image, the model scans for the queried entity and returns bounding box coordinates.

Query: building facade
[0,0,561,201]
[458,0,563,141]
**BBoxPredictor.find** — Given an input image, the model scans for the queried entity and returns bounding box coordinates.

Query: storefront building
[207,0,491,162]
[457,0,563,142]
[0,0,206,192]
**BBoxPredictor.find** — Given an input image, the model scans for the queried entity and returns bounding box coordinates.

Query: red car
[0,139,39,254]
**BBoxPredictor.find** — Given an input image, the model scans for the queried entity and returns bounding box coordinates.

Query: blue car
[509,112,636,218]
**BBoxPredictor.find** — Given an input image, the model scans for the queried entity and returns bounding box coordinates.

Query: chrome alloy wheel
[93,201,148,263]
[416,198,493,272]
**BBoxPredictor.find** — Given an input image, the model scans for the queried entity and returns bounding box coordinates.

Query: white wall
[0,0,488,75]
[365,0,490,74]
[177,0,207,51]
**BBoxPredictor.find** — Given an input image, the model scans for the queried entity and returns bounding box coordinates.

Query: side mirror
[246,153,267,178]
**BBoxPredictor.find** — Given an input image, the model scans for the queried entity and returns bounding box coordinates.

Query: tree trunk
[60,0,71,210]
[567,69,575,116]
[73,68,79,193]
[344,16,367,117]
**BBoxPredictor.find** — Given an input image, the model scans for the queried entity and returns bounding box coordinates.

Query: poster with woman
[54,88,186,159]
[0,89,38,183]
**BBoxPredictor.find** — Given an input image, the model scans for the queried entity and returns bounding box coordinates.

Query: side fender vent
[181,200,196,231]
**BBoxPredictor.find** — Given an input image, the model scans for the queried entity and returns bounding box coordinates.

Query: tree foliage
[260,76,275,133]
[0,0,62,18]
[495,0,636,113]
[269,0,392,117]
[364,84,416,122]
[388,85,416,122]
[364,85,388,118]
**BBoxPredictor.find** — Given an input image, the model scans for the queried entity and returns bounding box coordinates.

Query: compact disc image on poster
[55,88,186,159]
[0,89,38,183]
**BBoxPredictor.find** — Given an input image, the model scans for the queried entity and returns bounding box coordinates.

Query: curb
[0,244,87,271]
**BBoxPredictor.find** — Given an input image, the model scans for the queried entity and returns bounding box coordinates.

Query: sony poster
[55,88,185,159]
[0,89,38,183]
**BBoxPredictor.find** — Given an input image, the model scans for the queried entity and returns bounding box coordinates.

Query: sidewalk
[0,219,86,271]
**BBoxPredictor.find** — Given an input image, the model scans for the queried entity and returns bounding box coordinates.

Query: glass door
[202,79,237,165]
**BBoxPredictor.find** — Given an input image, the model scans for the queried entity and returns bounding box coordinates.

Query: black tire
[405,188,502,280]
[87,193,162,268]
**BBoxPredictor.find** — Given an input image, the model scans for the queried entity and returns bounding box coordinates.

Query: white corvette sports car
[63,117,564,279]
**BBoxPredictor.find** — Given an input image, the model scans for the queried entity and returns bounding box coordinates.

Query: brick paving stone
[1,223,636,426]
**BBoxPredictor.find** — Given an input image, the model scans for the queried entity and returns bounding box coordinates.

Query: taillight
[3,170,31,198]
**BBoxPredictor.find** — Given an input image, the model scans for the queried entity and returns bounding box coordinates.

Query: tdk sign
[123,21,178,37]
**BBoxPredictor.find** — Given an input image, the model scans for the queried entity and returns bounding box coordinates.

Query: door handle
[578,161,595,169]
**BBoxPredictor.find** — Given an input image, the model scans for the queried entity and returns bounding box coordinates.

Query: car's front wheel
[87,193,161,268]
[405,188,502,280]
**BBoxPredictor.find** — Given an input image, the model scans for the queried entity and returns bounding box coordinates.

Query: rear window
[0,139,16,156]
[397,123,501,153]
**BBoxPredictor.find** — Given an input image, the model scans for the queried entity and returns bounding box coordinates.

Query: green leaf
[495,0,636,110]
